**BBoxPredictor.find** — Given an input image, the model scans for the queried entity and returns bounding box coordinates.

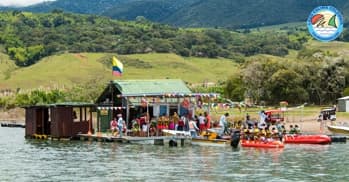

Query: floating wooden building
[23,79,218,144]
[24,102,95,139]
[96,79,195,132]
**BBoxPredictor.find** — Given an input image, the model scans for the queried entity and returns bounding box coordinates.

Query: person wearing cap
[117,114,124,137]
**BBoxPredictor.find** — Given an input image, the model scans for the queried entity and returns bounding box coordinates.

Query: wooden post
[147,100,149,137]
[88,107,93,135]
[97,110,100,133]
[208,94,211,114]
[97,110,101,137]
[110,80,114,119]
[126,97,129,136]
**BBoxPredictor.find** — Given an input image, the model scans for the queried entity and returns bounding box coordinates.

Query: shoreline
[0,108,25,124]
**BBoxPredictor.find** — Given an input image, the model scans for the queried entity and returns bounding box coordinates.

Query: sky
[0,0,56,7]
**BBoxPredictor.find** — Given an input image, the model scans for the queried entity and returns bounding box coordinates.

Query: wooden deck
[77,133,192,146]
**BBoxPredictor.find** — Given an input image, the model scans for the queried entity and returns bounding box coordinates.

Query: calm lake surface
[1,127,349,182]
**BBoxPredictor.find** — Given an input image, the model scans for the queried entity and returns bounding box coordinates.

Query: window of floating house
[73,107,89,122]
[159,105,167,116]
[73,108,79,122]
[85,107,90,122]
[169,105,178,116]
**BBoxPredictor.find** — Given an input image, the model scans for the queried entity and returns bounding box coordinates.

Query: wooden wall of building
[25,108,35,136]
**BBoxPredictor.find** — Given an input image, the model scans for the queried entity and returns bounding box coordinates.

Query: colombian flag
[112,56,123,76]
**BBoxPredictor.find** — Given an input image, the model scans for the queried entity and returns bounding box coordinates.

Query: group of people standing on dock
[178,112,212,137]
[241,110,301,142]
[110,114,126,137]
[110,109,302,139]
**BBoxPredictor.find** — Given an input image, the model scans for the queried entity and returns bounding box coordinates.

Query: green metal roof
[23,102,96,108]
[113,79,192,96]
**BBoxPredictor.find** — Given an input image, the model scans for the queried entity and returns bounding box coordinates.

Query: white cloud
[0,0,56,7]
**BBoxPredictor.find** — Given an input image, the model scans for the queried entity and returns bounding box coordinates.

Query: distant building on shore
[337,96,349,112]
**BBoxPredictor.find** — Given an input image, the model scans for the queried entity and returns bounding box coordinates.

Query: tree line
[224,51,349,105]
[0,11,306,66]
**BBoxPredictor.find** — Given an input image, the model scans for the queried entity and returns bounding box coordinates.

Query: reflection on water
[1,127,349,181]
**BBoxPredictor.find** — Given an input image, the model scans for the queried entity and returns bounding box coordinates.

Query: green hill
[5,0,349,28]
[0,53,17,84]
[0,11,304,68]
[0,53,239,90]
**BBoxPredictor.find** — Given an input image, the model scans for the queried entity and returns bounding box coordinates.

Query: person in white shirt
[219,113,229,136]
[117,114,124,137]
[198,113,206,132]
[189,119,199,137]
[258,110,267,129]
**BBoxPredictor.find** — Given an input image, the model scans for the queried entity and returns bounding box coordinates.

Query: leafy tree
[7,47,27,66]
[224,75,245,101]
[267,69,308,104]
[151,39,172,53]
[343,87,349,96]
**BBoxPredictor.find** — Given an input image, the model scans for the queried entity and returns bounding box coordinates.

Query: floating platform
[77,133,192,147]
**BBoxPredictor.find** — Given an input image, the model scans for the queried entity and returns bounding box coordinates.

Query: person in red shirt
[177,115,185,131]
[204,112,211,129]
[139,115,146,137]
[110,118,118,136]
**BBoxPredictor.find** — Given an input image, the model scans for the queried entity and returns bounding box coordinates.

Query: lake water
[1,127,348,182]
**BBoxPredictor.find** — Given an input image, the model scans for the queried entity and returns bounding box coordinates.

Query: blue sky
[0,0,56,7]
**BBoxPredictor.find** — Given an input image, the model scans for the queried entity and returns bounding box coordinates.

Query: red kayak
[284,134,331,144]
[241,140,284,148]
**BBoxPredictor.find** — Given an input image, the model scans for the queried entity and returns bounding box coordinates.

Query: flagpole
[110,80,114,120]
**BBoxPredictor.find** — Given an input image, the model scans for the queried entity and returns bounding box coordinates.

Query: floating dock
[1,122,25,128]
[77,133,192,146]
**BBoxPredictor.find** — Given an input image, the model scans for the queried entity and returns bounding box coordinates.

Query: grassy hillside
[123,53,239,82]
[1,39,348,90]
[251,22,306,32]
[0,53,111,89]
[306,41,349,56]
[0,53,239,90]
[0,53,17,85]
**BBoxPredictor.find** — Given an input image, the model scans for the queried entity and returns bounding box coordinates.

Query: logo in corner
[307,6,343,42]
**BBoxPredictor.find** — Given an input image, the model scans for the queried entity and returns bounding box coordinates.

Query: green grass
[123,53,239,82]
[209,106,349,123]
[0,53,239,90]
[306,40,349,57]
[0,53,112,89]
[251,22,306,32]
[0,53,17,83]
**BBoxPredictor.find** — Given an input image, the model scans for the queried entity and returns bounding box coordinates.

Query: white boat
[162,129,191,136]
[162,129,232,147]
[327,125,349,135]
[191,137,230,147]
